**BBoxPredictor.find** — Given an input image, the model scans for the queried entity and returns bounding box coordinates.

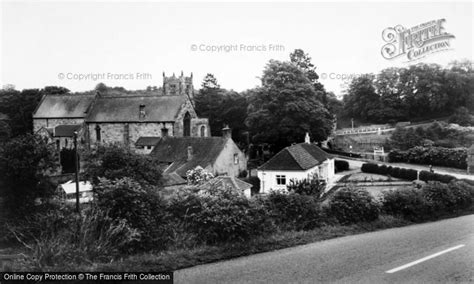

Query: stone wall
[87,122,174,151]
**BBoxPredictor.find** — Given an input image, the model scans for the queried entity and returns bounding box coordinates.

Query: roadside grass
[8,215,412,272]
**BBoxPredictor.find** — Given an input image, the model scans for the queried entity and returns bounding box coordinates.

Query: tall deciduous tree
[246,60,333,151]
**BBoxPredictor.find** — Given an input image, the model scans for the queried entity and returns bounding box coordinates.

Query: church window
[234,153,239,164]
[95,125,101,142]
[183,112,191,137]
[200,125,206,137]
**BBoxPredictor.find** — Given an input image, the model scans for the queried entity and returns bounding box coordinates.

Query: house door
[183,112,191,136]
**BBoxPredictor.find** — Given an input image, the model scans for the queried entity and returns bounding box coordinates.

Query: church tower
[162,71,194,100]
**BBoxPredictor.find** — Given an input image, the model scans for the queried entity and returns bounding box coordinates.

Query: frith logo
[381,19,455,62]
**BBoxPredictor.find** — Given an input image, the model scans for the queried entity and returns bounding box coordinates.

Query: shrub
[361,163,378,173]
[25,207,139,269]
[360,163,417,181]
[382,188,430,221]
[287,176,325,196]
[186,166,214,185]
[94,177,168,251]
[388,146,467,169]
[419,171,456,183]
[263,191,323,230]
[335,160,349,172]
[327,188,380,225]
[169,187,273,244]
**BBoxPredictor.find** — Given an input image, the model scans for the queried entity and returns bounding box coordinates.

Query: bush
[335,160,349,172]
[361,163,417,180]
[169,187,273,244]
[263,192,323,231]
[419,171,456,183]
[327,188,380,225]
[287,176,325,196]
[26,207,139,269]
[382,188,430,221]
[83,144,163,186]
[421,181,472,214]
[94,177,168,251]
[388,146,467,169]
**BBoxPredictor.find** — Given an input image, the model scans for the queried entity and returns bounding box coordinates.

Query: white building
[257,135,335,194]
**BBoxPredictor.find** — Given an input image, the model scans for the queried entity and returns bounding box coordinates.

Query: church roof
[136,136,161,146]
[85,95,186,122]
[258,143,332,171]
[33,93,96,118]
[151,136,228,177]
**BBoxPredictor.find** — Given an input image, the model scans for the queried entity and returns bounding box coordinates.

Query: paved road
[175,214,474,283]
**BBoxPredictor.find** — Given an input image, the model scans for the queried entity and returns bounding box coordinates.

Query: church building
[33,72,210,152]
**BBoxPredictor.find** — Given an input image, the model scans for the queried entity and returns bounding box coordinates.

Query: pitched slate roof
[258,143,332,171]
[85,95,186,122]
[207,176,253,191]
[33,93,96,118]
[151,137,227,177]
[135,137,161,147]
[54,124,82,137]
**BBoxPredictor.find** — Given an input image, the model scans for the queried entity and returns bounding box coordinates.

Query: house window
[146,146,152,150]
[200,125,206,137]
[56,140,60,150]
[276,175,286,185]
[95,125,101,142]
[65,139,68,148]
[233,153,239,164]
[161,128,169,137]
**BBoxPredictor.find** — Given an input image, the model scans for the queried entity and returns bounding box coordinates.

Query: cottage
[150,127,247,187]
[257,134,335,194]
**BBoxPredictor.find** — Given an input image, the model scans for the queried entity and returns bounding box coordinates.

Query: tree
[83,144,163,187]
[0,134,58,213]
[95,82,108,93]
[449,106,473,126]
[195,75,249,142]
[245,60,333,151]
[342,74,380,122]
[0,86,69,137]
[201,73,220,89]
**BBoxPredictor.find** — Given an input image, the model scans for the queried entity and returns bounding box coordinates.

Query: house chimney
[222,124,231,140]
[305,132,310,144]
[187,146,193,161]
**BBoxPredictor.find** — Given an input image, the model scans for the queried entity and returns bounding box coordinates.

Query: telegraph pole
[73,131,80,213]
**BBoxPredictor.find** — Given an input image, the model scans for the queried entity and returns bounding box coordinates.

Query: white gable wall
[257,158,335,194]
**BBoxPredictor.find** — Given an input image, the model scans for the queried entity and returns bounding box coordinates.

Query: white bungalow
[257,134,335,194]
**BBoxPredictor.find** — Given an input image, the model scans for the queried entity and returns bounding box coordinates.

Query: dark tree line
[341,61,474,124]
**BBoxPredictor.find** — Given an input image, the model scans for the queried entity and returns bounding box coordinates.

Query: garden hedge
[388,146,467,169]
[361,163,417,180]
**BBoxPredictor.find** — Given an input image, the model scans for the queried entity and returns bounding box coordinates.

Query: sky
[1,1,472,97]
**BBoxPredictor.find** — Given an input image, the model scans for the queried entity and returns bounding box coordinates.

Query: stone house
[32,72,210,152]
[257,134,335,194]
[150,127,247,187]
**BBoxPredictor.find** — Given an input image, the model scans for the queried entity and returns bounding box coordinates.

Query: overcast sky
[1,1,472,96]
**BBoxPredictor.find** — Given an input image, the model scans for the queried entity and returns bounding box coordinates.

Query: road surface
[175,214,474,283]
